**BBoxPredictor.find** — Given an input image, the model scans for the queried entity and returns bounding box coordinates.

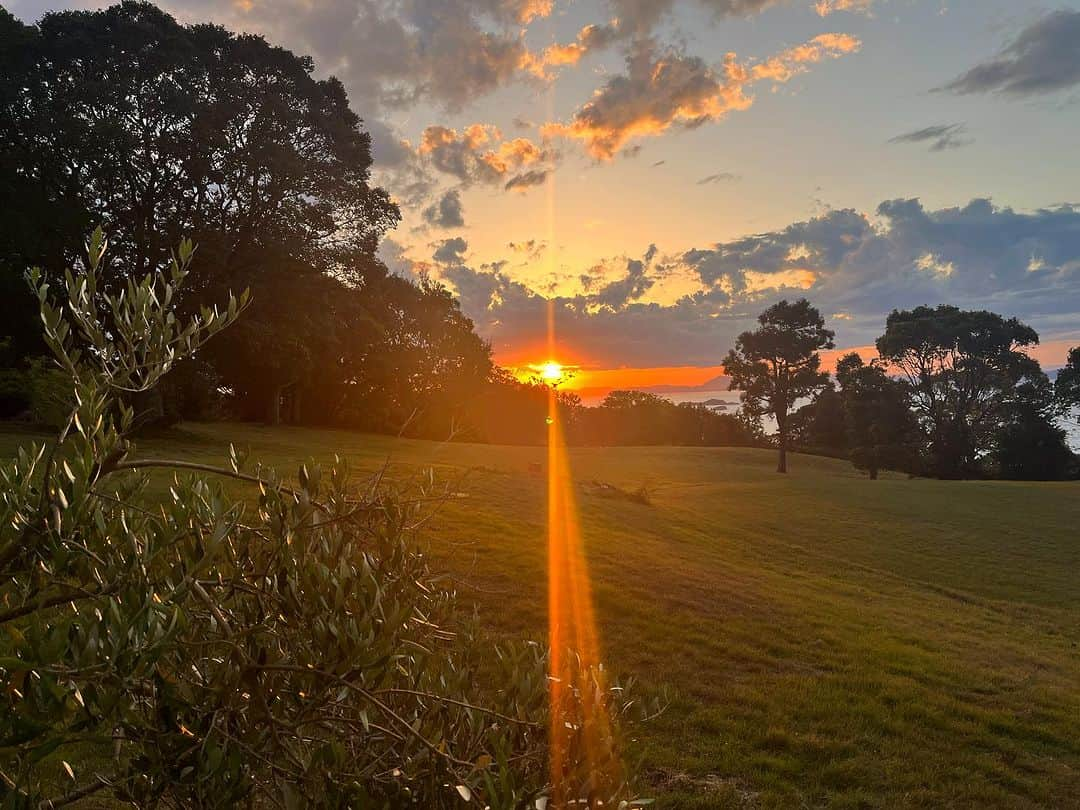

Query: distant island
[636,374,732,395]
[703,398,736,409]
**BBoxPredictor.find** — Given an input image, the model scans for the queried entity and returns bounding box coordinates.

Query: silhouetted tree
[789,382,847,457]
[0,2,397,283]
[1056,346,1080,421]
[207,264,378,424]
[346,276,494,437]
[994,412,1075,480]
[0,2,407,423]
[876,306,1043,479]
[595,391,676,445]
[835,353,919,479]
[724,299,835,473]
[993,362,1075,479]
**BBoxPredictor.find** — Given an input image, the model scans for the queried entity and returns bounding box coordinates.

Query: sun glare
[543,301,619,803]
[540,361,564,382]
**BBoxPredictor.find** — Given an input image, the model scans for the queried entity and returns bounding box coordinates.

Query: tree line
[0,1,489,436]
[726,299,1080,481]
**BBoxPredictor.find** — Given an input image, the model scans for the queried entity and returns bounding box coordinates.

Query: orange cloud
[750,33,861,82]
[418,124,550,186]
[521,24,618,79]
[541,34,860,159]
[482,137,544,173]
[814,0,874,16]
[517,0,554,24]
[743,268,818,292]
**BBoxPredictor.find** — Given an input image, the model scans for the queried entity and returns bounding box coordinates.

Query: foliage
[834,353,920,479]
[723,299,835,473]
[0,1,397,279]
[0,234,648,808]
[993,409,1076,480]
[992,356,1076,480]
[575,392,753,448]
[0,357,73,427]
[336,276,495,438]
[0,2,495,433]
[465,370,572,446]
[875,305,1046,479]
[1056,346,1080,420]
[789,383,847,458]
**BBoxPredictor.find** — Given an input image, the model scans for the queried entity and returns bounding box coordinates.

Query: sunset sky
[12,0,1080,395]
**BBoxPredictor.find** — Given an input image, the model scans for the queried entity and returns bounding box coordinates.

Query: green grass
[4,422,1080,808]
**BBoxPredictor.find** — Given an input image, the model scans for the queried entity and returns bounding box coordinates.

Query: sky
[11,0,1080,396]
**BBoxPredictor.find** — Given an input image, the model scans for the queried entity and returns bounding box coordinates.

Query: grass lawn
[3,422,1079,808]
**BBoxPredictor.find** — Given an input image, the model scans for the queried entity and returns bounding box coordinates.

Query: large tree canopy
[723,299,835,473]
[0,1,398,281]
[0,2,506,429]
[875,305,1045,479]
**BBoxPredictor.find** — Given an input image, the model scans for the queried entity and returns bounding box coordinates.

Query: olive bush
[0,232,649,808]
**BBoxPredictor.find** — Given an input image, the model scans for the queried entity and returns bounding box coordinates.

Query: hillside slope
[3,423,1079,808]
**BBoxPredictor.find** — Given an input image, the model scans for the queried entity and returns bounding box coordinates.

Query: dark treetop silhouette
[723,299,835,473]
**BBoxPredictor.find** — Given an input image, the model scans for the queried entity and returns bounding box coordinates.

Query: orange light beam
[545,296,619,805]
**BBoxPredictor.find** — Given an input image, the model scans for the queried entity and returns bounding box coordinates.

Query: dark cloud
[697,171,741,184]
[607,0,780,39]
[586,247,659,309]
[422,189,465,228]
[889,123,972,152]
[441,263,747,367]
[683,207,871,288]
[433,236,469,264]
[685,198,1080,338]
[427,198,1080,367]
[504,169,549,191]
[149,0,554,116]
[366,118,412,167]
[941,10,1080,97]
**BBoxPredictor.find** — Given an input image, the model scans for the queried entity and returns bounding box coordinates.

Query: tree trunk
[265,385,282,425]
[776,420,788,474]
[289,385,303,425]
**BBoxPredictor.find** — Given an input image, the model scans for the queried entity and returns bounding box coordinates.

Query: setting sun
[540,361,564,382]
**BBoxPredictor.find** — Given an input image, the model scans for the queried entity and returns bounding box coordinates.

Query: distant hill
[636,374,732,394]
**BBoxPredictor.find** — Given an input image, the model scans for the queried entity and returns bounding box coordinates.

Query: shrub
[0,231,648,808]
[25,357,74,428]
[0,366,29,418]
[0,360,73,427]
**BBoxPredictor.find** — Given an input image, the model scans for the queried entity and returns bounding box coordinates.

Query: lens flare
[545,300,619,805]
